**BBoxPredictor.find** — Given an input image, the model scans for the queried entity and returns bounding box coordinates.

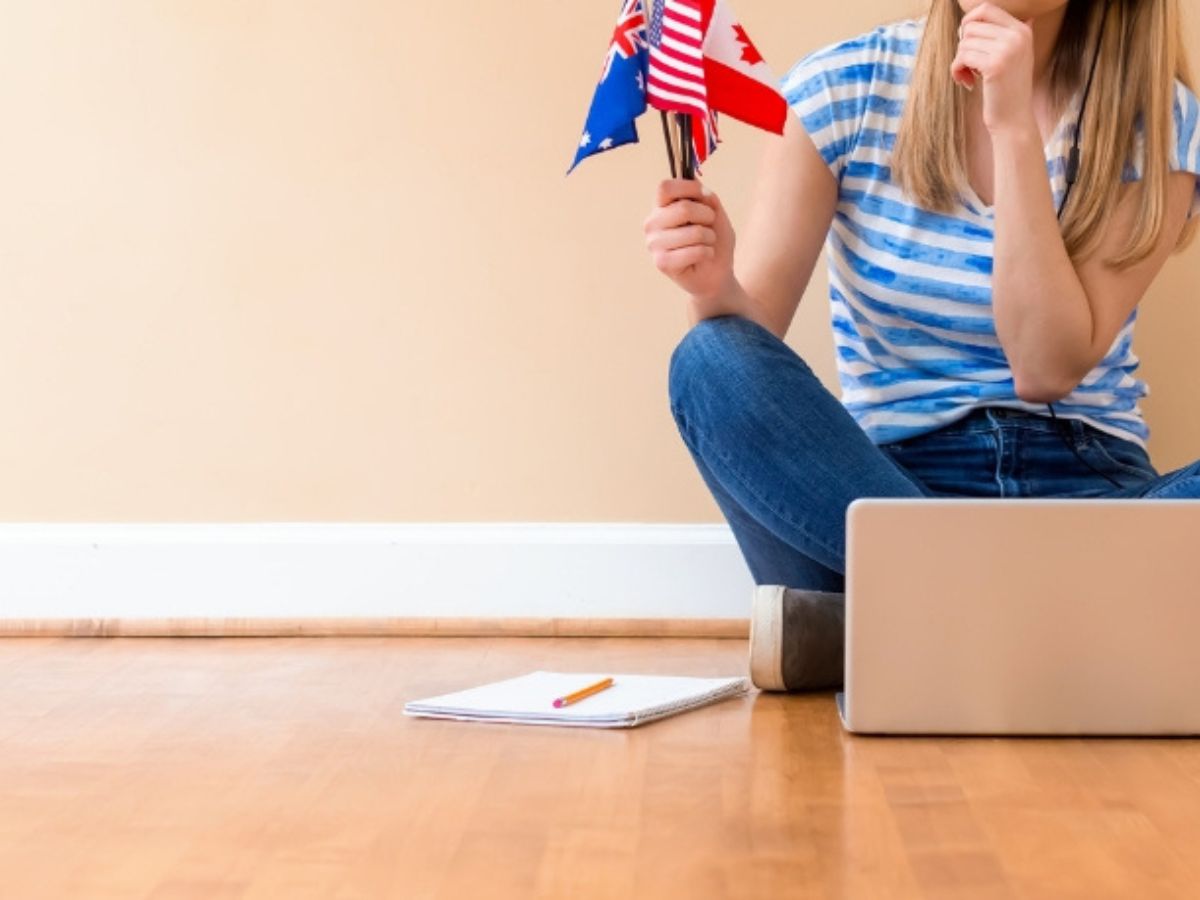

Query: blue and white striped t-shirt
[780,18,1200,450]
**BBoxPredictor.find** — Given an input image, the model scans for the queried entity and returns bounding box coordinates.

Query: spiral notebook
[404,671,751,728]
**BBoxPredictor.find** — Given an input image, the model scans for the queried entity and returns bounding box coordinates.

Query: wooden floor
[2,638,1199,900]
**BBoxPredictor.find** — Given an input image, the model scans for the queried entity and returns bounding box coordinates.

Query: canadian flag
[700,0,786,136]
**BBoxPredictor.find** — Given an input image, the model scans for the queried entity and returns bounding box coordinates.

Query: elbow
[1012,368,1079,405]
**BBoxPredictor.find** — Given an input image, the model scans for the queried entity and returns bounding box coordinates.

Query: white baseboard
[0,524,752,621]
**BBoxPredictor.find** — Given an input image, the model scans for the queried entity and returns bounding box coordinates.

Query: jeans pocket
[1077,433,1159,480]
[880,430,996,496]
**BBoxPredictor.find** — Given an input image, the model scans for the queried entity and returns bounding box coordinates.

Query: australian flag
[567,0,649,174]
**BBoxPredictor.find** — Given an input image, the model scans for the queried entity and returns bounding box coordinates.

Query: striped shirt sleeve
[779,36,880,183]
[1122,79,1200,218]
[1170,80,1200,218]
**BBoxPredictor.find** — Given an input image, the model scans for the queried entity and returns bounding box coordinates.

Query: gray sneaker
[748,585,846,692]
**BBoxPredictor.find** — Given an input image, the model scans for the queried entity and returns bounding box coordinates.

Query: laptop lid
[840,498,1200,736]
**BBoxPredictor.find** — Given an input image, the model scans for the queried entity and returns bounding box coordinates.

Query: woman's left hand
[951,2,1037,135]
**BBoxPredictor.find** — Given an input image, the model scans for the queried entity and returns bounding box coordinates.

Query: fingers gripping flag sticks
[568,0,787,178]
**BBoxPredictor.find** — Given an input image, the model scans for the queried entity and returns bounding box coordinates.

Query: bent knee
[1143,463,1200,499]
[668,314,775,413]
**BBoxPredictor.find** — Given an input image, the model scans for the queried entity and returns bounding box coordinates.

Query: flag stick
[678,113,695,180]
[660,111,678,180]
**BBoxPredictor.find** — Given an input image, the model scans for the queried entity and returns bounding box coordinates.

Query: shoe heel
[749,584,787,691]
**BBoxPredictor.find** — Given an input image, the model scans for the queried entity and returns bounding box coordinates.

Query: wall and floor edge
[0,524,752,637]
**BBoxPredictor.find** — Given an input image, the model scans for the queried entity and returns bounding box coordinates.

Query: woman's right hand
[643,178,736,304]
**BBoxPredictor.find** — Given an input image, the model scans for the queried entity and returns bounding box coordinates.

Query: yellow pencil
[552,676,614,708]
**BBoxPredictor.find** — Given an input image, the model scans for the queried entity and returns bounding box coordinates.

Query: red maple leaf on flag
[702,4,787,137]
[732,24,764,66]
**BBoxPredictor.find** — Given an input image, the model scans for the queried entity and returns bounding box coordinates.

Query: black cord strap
[1046,0,1124,489]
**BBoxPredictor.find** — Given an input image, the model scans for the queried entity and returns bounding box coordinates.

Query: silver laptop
[837,498,1200,735]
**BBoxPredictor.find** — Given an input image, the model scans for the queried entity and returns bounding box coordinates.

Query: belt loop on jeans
[1047,409,1087,447]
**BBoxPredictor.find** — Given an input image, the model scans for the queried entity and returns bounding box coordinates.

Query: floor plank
[0,637,1197,899]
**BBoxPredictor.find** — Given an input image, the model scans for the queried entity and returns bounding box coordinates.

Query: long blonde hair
[892,0,1195,268]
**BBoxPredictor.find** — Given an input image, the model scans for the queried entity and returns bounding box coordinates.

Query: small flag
[646,0,719,166]
[703,0,786,134]
[568,0,783,175]
[568,0,650,174]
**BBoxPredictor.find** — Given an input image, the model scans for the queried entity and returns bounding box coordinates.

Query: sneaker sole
[749,584,787,691]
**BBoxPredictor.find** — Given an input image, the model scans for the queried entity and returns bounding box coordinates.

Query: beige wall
[0,1,1197,523]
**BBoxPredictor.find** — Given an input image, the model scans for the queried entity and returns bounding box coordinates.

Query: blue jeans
[667,314,1200,592]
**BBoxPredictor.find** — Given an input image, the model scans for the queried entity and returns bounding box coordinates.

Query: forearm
[685,276,786,339]
[992,125,1094,399]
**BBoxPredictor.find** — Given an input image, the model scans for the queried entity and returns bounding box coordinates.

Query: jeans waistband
[942,405,1086,439]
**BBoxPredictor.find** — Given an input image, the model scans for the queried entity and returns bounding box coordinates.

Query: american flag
[646,0,708,118]
[646,0,718,163]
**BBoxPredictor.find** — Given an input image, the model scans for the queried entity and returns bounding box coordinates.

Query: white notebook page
[404,671,750,728]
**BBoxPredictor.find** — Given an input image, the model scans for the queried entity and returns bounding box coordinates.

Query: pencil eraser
[552,699,564,708]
